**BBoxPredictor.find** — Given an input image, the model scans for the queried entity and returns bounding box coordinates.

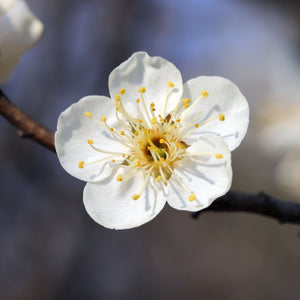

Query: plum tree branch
[0,89,55,152]
[1,88,300,226]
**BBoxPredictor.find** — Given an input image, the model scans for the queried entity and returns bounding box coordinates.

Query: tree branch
[193,191,300,225]
[0,89,55,152]
[1,88,300,226]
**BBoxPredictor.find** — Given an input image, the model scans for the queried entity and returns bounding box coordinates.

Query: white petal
[182,76,249,151]
[167,134,232,212]
[83,173,166,229]
[55,96,128,182]
[108,52,183,119]
[0,0,44,83]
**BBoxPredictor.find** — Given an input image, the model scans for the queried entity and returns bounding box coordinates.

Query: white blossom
[0,0,44,84]
[55,52,249,229]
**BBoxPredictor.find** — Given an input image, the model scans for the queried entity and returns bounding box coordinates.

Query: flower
[0,0,44,84]
[55,52,249,229]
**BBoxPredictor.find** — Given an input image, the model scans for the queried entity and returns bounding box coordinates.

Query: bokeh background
[1,0,300,299]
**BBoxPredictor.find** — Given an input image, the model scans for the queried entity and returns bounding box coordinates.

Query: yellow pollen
[151,118,157,124]
[137,119,142,123]
[215,154,223,159]
[183,98,191,103]
[136,161,141,167]
[138,87,146,93]
[219,113,225,121]
[152,108,156,112]
[112,159,115,163]
[115,107,119,111]
[137,139,143,144]
[120,88,126,95]
[78,161,84,169]
[115,95,121,101]
[176,118,181,122]
[201,90,209,97]
[156,176,162,182]
[150,103,155,108]
[84,112,92,117]
[188,193,196,202]
[159,139,164,144]
[110,128,114,131]
[122,154,125,157]
[176,143,181,149]
[135,131,139,136]
[116,174,123,181]
[195,123,199,128]
[88,139,93,144]
[184,103,189,108]
[136,98,140,103]
[120,131,125,135]
[132,194,140,200]
[167,81,175,88]
[170,138,174,142]
[101,116,106,122]
[174,125,178,129]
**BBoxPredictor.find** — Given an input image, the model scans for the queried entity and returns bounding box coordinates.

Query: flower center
[79,82,225,202]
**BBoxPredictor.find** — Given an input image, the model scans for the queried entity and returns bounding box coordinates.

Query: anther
[184,103,189,108]
[150,103,155,108]
[167,81,175,88]
[136,161,141,167]
[156,176,162,182]
[201,90,209,97]
[88,139,93,144]
[110,128,114,131]
[101,116,106,122]
[120,88,126,95]
[159,139,164,144]
[194,123,199,128]
[84,112,92,117]
[116,174,123,181]
[188,193,196,201]
[138,119,143,123]
[183,98,191,103]
[132,194,140,200]
[115,95,121,101]
[176,118,181,122]
[138,87,146,93]
[215,154,223,159]
[151,118,157,124]
[135,131,139,136]
[136,99,140,103]
[219,113,225,121]
[78,161,84,169]
[120,131,125,135]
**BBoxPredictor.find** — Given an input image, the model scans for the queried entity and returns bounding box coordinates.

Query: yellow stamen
[215,154,223,159]
[132,194,140,200]
[194,123,199,128]
[150,103,155,108]
[151,117,157,124]
[138,87,146,93]
[101,116,106,122]
[219,113,225,121]
[156,176,162,182]
[84,112,92,117]
[201,90,209,97]
[135,131,139,136]
[167,81,175,88]
[138,119,143,123]
[136,98,140,103]
[176,118,181,122]
[159,139,164,144]
[184,103,189,108]
[78,161,84,169]
[110,128,114,131]
[188,193,196,201]
[183,98,191,103]
[88,139,93,144]
[136,161,141,167]
[120,88,126,95]
[115,95,121,101]
[120,131,125,135]
[116,174,123,181]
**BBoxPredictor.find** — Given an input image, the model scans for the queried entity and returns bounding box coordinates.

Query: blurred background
[1,0,300,299]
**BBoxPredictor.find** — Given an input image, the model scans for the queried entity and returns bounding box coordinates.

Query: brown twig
[193,191,300,225]
[0,89,55,152]
[1,88,300,226]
